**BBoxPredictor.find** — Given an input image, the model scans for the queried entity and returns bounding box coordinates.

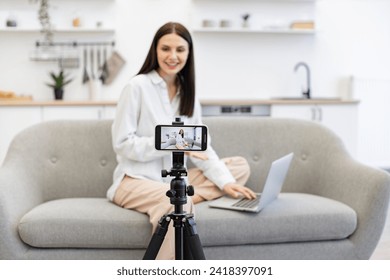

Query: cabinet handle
[97,109,103,119]
[311,107,316,121]
[317,107,322,122]
[311,106,322,122]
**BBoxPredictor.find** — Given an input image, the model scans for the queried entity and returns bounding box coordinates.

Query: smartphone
[155,124,208,151]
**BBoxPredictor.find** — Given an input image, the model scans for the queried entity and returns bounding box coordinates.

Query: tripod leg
[183,233,193,260]
[143,215,171,260]
[174,223,184,260]
[183,217,206,260]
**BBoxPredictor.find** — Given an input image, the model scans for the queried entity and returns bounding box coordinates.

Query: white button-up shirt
[107,70,235,201]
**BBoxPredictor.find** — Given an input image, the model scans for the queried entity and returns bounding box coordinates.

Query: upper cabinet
[191,0,316,35]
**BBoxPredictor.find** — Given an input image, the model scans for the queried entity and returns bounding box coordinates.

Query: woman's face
[156,33,189,79]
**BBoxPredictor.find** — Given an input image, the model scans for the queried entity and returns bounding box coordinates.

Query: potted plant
[46,70,73,100]
[242,13,251,28]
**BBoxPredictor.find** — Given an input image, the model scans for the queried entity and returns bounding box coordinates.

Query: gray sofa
[1,117,389,260]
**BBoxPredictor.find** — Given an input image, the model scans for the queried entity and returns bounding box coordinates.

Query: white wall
[0,0,389,101]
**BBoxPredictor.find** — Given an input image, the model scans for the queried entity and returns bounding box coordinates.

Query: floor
[370,204,390,259]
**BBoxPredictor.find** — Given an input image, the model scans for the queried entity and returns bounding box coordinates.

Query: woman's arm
[112,82,163,162]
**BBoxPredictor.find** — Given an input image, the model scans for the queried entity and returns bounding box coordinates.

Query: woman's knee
[230,156,250,171]
[225,156,251,183]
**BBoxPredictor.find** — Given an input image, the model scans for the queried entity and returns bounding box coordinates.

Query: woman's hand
[223,183,257,200]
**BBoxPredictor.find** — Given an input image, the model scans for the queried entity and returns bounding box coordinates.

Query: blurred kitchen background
[1,0,389,100]
[1,0,390,169]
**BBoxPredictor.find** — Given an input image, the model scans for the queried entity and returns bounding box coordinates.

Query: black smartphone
[155,124,208,151]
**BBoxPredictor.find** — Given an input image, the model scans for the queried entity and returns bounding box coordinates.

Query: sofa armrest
[0,163,44,259]
[315,155,390,258]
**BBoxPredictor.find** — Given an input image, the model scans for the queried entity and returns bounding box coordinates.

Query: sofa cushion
[196,193,357,246]
[18,193,357,249]
[18,198,152,249]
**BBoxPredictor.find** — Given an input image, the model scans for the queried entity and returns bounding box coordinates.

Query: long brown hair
[138,22,195,117]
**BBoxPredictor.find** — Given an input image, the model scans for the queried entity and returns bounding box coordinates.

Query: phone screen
[155,125,208,151]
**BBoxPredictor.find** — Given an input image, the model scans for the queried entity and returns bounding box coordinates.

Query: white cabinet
[43,106,102,121]
[271,102,359,157]
[0,103,116,166]
[0,107,41,165]
[102,105,117,119]
[42,105,116,121]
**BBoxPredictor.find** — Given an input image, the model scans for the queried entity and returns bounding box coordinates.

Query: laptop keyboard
[232,195,261,208]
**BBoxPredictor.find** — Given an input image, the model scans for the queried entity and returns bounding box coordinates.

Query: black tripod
[143,124,205,260]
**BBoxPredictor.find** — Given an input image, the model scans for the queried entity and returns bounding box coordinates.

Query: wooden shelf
[0,27,115,33]
[0,100,117,107]
[192,27,315,35]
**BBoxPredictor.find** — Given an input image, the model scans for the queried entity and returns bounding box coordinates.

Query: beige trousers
[113,156,250,260]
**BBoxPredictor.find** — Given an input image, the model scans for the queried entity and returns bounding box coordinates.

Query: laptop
[208,153,294,213]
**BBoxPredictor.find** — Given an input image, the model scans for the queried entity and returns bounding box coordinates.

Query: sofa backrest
[203,117,348,193]
[4,117,348,201]
[4,120,117,201]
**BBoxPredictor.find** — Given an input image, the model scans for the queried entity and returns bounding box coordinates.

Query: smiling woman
[137,22,196,117]
[107,22,255,260]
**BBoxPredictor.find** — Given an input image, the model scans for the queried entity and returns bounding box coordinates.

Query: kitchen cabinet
[0,102,116,166]
[42,105,115,121]
[271,102,358,157]
[200,98,358,157]
[0,107,41,166]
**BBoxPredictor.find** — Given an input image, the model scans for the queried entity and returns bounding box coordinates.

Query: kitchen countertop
[0,100,118,107]
[0,98,359,107]
[200,98,359,105]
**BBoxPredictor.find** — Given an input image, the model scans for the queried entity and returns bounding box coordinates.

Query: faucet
[294,62,311,99]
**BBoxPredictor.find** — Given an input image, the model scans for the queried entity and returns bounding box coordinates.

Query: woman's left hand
[223,183,257,200]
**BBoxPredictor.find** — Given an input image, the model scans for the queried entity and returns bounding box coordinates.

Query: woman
[107,22,256,259]
[175,128,188,149]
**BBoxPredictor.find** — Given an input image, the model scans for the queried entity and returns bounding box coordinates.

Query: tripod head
[161,152,187,178]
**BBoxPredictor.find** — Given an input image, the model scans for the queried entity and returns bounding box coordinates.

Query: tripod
[143,123,206,260]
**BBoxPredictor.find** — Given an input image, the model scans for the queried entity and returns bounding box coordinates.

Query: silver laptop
[208,153,294,213]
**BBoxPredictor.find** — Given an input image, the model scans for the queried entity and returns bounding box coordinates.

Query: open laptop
[208,153,294,213]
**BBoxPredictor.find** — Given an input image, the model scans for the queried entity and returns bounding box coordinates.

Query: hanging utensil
[97,47,102,78]
[90,46,95,80]
[82,47,89,84]
[105,50,126,85]
[99,46,109,84]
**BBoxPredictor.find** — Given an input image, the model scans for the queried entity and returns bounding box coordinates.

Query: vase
[54,88,64,100]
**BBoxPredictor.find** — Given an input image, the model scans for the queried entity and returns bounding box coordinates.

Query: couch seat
[196,193,357,246]
[18,193,357,249]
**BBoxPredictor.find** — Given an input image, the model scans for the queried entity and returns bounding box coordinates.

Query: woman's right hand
[223,183,257,200]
